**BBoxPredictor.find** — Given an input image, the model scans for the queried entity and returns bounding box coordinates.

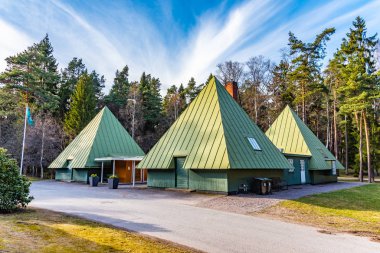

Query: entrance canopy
[94,156,144,162]
[94,156,145,186]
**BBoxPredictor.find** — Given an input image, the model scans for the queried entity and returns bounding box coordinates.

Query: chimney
[225,81,238,101]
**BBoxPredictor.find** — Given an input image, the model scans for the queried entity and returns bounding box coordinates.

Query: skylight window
[248,137,261,151]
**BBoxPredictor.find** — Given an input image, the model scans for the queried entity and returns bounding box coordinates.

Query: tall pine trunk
[344,115,348,175]
[326,97,330,147]
[356,112,363,182]
[254,86,258,123]
[302,84,306,123]
[40,119,45,179]
[362,110,372,183]
[333,90,338,160]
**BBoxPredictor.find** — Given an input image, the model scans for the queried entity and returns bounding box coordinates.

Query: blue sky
[0,0,379,93]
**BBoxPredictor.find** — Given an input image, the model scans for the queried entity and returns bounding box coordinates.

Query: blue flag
[26,107,34,126]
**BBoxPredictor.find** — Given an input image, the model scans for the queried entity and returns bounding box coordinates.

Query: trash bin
[252,178,272,195]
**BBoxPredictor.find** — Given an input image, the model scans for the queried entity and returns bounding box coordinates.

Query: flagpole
[20,104,27,176]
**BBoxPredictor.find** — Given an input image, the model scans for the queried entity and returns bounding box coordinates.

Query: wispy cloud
[0,0,379,93]
[0,18,33,71]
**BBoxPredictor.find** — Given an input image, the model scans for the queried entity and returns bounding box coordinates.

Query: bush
[0,148,33,213]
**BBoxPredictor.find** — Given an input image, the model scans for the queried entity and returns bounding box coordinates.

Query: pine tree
[185,77,201,103]
[139,72,162,132]
[105,65,131,115]
[64,73,97,139]
[288,28,335,123]
[59,58,86,117]
[0,34,60,178]
[336,17,379,182]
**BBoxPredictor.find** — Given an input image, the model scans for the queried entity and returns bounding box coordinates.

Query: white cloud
[0,0,379,94]
[0,18,33,71]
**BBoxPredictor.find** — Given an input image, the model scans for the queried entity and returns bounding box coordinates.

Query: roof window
[248,137,261,151]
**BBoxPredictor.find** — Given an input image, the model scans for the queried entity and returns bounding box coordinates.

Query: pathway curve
[30,181,380,253]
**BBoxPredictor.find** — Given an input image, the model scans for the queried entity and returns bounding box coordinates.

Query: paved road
[30,181,380,253]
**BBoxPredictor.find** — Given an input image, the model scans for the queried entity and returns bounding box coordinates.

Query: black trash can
[252,178,272,195]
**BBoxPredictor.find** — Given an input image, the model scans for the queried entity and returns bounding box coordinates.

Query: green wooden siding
[189,170,228,192]
[55,168,72,181]
[138,76,291,170]
[73,169,88,182]
[175,158,189,188]
[227,169,284,193]
[310,170,337,184]
[147,170,175,188]
[284,157,311,185]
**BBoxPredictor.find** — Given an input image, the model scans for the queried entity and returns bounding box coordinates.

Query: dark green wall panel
[310,170,337,184]
[227,169,284,193]
[55,168,72,181]
[148,169,175,188]
[284,157,311,185]
[189,170,228,192]
[73,169,88,182]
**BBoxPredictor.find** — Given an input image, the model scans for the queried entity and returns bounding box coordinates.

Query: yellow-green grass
[260,184,380,241]
[0,208,198,253]
[26,176,44,182]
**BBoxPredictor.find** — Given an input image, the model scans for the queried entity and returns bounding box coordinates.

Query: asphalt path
[30,181,380,253]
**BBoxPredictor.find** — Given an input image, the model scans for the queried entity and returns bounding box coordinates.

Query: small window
[288,159,294,173]
[247,137,261,151]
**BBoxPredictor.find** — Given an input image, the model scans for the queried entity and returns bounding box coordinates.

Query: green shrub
[90,174,98,177]
[109,175,118,179]
[0,148,33,213]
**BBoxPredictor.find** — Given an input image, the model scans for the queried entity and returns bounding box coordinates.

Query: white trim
[95,156,144,162]
[300,160,306,184]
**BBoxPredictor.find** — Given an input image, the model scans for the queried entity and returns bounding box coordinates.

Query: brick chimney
[225,81,238,101]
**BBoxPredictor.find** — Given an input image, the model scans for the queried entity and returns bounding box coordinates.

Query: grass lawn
[26,176,44,182]
[260,184,380,241]
[0,208,197,253]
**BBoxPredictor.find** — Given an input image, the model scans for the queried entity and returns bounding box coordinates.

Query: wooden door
[175,157,188,188]
[115,161,132,183]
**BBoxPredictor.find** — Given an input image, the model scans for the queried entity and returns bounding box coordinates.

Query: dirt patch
[196,194,282,214]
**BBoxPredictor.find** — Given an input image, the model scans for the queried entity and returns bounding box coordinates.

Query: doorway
[175,157,188,188]
[300,159,306,184]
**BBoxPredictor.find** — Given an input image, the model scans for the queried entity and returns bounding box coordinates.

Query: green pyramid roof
[265,105,344,170]
[49,106,144,169]
[137,77,291,170]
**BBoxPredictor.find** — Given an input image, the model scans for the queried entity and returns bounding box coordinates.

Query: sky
[0,0,379,93]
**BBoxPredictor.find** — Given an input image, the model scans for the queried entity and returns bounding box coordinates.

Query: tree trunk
[344,115,348,175]
[329,120,333,151]
[326,97,330,147]
[316,113,319,138]
[333,90,338,160]
[302,84,306,123]
[254,86,258,123]
[358,113,363,182]
[362,110,372,183]
[40,119,45,179]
